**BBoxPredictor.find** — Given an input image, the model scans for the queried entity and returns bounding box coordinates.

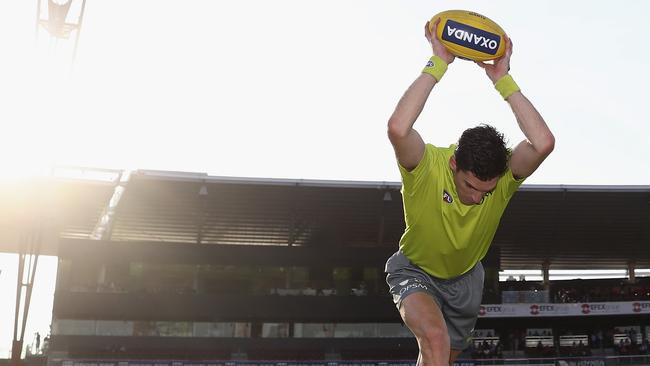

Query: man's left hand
[476,34,513,84]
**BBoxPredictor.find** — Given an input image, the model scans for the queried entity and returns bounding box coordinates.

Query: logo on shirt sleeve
[442,190,453,204]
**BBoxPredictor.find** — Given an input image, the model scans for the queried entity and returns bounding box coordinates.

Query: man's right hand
[425,18,454,65]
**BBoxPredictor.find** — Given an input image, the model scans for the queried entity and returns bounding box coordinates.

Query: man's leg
[399,292,450,366]
[449,349,462,364]
[444,262,485,364]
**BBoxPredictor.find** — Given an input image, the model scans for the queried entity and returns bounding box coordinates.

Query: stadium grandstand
[1,169,650,366]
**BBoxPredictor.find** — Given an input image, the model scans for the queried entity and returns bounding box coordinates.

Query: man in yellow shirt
[385,19,555,365]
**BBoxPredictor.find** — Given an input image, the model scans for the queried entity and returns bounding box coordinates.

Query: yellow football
[429,10,506,62]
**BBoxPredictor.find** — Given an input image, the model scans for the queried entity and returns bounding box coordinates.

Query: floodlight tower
[35,0,87,66]
[9,180,54,365]
[11,228,42,366]
[9,5,88,361]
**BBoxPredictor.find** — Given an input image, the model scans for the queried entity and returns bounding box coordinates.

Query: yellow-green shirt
[398,143,524,279]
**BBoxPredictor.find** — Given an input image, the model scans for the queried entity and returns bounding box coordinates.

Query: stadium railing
[47,355,650,366]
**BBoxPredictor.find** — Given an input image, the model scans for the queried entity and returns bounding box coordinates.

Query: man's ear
[449,155,457,172]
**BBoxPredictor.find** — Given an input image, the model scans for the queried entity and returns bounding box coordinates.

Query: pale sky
[1,0,649,184]
[1,0,650,357]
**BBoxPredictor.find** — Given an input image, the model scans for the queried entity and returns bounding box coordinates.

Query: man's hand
[476,34,512,83]
[425,18,454,65]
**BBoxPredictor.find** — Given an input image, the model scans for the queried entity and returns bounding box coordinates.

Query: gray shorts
[385,250,485,350]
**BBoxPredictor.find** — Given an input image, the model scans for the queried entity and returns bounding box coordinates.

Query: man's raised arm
[476,35,555,179]
[387,19,455,171]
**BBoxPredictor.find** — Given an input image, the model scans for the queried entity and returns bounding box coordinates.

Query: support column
[542,260,550,290]
[91,170,129,240]
[98,264,106,287]
[628,261,636,283]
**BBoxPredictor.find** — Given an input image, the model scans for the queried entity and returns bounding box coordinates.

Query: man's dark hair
[455,124,509,181]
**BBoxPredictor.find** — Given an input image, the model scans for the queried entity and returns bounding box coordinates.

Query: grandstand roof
[1,169,649,270]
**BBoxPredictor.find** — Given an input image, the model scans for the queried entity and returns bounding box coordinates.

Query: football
[429,10,506,62]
